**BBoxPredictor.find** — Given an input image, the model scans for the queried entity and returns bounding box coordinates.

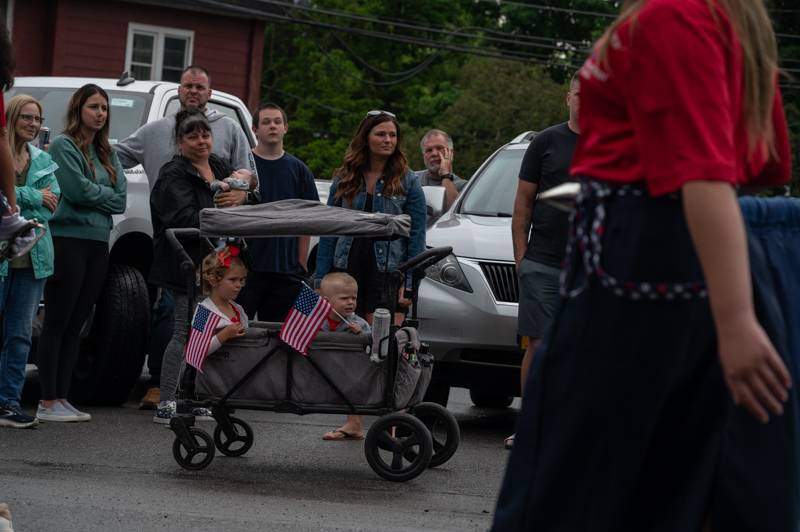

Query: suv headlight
[425,254,472,293]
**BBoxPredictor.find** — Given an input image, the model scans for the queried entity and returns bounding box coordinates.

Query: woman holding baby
[149,108,257,424]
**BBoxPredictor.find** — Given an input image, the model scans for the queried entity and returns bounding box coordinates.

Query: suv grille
[479,262,518,302]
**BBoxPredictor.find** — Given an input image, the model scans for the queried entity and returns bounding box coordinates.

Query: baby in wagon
[319,272,371,335]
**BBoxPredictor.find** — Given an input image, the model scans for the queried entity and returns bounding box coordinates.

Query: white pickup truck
[8,76,314,405]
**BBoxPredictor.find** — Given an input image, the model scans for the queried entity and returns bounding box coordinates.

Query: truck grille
[479,262,519,303]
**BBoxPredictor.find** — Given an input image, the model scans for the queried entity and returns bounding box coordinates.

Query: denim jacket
[314,170,426,289]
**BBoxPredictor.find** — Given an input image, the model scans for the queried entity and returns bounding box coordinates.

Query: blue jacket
[314,170,426,289]
[1,144,60,279]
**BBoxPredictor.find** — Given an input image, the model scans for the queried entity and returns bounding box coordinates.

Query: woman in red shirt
[492,1,797,530]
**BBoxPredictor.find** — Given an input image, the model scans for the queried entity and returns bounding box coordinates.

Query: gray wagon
[164,200,459,482]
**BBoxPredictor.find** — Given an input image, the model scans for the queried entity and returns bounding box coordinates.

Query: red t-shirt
[570,0,791,196]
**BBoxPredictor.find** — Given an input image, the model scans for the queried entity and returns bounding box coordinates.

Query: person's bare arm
[442,178,459,210]
[0,129,15,212]
[512,180,538,270]
[297,236,310,271]
[683,181,791,423]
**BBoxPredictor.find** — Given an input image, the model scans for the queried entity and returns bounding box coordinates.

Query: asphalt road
[1,385,520,532]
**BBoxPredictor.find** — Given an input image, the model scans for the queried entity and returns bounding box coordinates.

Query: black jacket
[149,154,233,292]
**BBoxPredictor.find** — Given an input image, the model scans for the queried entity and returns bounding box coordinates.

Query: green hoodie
[0,143,60,279]
[48,134,127,242]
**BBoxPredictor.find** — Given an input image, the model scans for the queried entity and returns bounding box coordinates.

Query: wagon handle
[165,228,201,275]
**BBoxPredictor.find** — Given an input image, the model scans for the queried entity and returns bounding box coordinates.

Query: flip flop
[504,434,515,450]
[322,429,364,441]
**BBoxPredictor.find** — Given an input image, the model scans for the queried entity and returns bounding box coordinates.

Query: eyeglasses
[366,110,396,119]
[19,114,44,124]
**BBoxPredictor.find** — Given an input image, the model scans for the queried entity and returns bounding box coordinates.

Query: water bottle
[371,307,391,362]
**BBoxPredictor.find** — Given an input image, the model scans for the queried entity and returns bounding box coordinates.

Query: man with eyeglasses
[114,65,258,410]
[415,129,466,212]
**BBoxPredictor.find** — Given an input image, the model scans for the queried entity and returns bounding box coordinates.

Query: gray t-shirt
[114,108,255,190]
[414,169,467,192]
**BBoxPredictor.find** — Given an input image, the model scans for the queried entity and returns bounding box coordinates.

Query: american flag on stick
[280,284,331,355]
[185,304,221,371]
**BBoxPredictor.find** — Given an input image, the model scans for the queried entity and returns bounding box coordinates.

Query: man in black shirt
[237,103,319,321]
[508,74,580,448]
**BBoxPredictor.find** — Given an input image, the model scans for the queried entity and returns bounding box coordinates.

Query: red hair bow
[216,244,241,268]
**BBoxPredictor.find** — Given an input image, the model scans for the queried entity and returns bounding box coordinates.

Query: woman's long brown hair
[64,84,117,184]
[334,113,409,203]
[596,0,778,156]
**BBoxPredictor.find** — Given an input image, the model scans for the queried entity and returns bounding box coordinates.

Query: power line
[481,0,800,22]
[196,0,585,69]
[253,0,594,54]
[331,33,441,79]
[475,0,617,19]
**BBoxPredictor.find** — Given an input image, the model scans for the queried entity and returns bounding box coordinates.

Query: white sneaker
[153,400,177,425]
[191,407,214,422]
[36,401,80,422]
[60,400,91,422]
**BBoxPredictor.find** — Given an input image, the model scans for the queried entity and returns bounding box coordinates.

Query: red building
[2,0,267,107]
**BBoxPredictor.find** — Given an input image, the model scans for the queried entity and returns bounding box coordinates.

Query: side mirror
[422,186,447,221]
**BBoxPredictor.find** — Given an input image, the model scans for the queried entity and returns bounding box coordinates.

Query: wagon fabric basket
[194,322,432,411]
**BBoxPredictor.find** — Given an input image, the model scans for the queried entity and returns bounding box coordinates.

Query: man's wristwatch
[440,173,454,181]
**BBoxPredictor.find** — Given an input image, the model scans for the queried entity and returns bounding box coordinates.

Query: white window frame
[124,22,194,81]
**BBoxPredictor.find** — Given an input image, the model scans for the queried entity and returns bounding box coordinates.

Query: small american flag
[185,304,221,371]
[280,285,331,355]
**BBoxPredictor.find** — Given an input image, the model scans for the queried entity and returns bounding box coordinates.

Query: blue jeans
[0,268,46,407]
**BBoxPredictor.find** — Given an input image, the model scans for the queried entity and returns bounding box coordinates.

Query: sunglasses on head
[366,110,396,119]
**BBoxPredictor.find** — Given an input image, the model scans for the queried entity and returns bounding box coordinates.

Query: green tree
[436,57,569,177]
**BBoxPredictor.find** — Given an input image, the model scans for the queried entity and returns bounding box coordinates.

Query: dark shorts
[517,258,561,338]
[338,236,402,317]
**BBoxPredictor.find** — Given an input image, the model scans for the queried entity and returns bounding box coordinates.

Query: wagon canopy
[199,199,411,239]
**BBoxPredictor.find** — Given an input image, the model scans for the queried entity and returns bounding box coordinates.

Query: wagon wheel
[408,402,461,467]
[365,412,432,482]
[213,417,254,457]
[172,427,215,470]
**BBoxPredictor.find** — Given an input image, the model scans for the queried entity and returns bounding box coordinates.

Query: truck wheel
[469,389,513,409]
[422,381,450,408]
[70,264,150,406]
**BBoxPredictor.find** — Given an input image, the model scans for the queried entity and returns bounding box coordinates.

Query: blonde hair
[198,246,247,295]
[6,94,42,155]
[596,0,778,156]
[320,272,358,296]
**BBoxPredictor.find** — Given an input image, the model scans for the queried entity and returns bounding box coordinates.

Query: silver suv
[418,132,534,407]
[9,76,257,405]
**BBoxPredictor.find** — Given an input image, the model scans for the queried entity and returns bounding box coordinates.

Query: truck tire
[70,264,150,406]
[469,389,513,409]
[422,381,451,408]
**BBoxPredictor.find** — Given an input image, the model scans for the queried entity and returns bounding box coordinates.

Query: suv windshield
[5,87,153,144]
[460,147,525,217]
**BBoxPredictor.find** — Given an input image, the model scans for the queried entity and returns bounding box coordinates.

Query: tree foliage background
[259,0,800,193]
